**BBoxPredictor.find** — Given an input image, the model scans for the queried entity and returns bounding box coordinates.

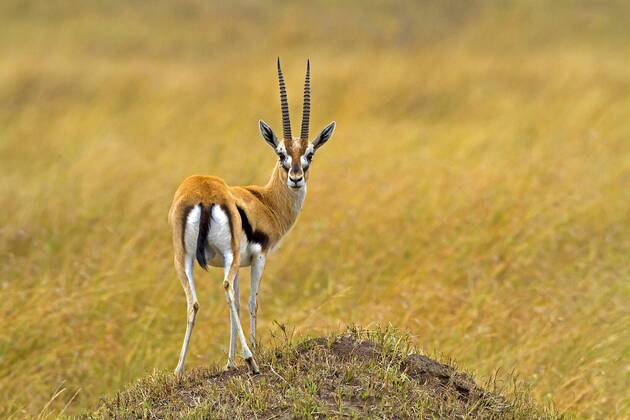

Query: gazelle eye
[278,152,286,161]
[306,152,314,161]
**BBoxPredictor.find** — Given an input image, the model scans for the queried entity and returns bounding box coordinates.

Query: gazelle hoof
[224,362,237,371]
[245,357,260,374]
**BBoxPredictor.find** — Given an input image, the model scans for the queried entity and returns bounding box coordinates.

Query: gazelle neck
[263,164,307,234]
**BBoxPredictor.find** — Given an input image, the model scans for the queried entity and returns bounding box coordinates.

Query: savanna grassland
[0,0,628,417]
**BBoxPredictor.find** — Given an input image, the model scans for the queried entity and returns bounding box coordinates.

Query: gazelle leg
[223,252,259,373]
[249,253,266,349]
[226,272,239,370]
[174,253,199,376]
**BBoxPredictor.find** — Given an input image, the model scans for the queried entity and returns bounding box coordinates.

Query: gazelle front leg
[223,251,259,373]
[249,253,266,349]
[226,272,239,370]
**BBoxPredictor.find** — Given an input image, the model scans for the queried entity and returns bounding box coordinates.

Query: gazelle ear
[312,121,336,150]
[258,120,278,149]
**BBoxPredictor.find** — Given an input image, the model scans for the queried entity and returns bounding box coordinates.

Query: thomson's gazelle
[169,59,336,374]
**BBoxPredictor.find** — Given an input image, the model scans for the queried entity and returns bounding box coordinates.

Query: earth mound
[86,328,551,419]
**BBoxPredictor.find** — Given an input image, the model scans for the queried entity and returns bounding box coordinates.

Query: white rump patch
[205,205,233,267]
[184,205,201,255]
[187,204,265,269]
[205,205,262,268]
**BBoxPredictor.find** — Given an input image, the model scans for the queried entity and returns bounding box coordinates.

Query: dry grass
[86,327,558,419]
[1,0,629,417]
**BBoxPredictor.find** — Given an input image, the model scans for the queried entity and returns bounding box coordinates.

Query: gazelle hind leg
[223,252,259,373]
[174,253,199,376]
[226,273,239,370]
[249,253,266,349]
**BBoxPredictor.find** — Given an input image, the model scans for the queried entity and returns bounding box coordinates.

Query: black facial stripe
[278,150,290,171]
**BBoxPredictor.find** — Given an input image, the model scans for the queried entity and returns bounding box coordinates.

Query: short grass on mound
[86,328,558,419]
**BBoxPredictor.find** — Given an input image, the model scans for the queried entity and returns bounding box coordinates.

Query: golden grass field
[1,0,629,417]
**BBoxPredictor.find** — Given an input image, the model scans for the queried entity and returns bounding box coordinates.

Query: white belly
[206,239,262,268]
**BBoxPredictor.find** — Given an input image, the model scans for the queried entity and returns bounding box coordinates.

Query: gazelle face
[278,138,309,189]
[259,120,336,190]
[260,59,335,189]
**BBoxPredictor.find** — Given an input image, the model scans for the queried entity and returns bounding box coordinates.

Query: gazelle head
[259,59,336,190]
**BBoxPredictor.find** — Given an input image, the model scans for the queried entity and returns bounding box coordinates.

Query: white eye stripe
[276,145,290,168]
[301,144,315,169]
[278,153,291,170]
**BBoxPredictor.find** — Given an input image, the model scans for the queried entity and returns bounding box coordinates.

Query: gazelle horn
[277,58,292,141]
[300,59,311,141]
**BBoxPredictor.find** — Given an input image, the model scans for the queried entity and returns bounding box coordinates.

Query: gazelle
[168,59,336,375]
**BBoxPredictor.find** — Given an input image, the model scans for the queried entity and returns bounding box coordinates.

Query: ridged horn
[277,58,292,140]
[300,59,311,141]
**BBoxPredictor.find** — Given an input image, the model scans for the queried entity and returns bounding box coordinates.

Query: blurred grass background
[0,0,629,417]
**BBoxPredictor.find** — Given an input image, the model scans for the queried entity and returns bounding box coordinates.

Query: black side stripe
[236,205,270,250]
[196,203,212,270]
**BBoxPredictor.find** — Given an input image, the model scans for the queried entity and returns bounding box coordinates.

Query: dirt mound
[298,335,508,415]
[86,329,547,419]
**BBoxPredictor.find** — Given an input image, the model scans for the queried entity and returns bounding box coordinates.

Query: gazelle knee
[224,284,236,305]
[187,301,199,322]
